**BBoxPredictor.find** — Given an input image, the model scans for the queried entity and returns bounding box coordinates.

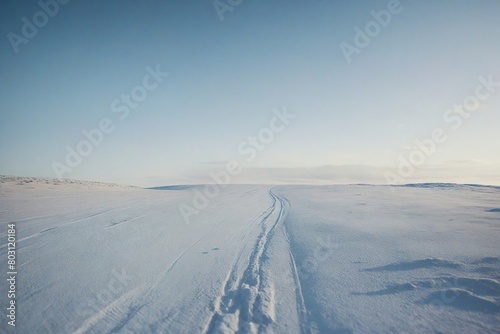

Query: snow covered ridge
[0,182,499,333]
[395,182,500,190]
[0,175,140,190]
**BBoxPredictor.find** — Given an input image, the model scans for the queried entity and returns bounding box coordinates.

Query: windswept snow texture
[1,177,499,333]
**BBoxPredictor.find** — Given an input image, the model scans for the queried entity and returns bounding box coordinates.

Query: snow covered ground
[1,176,499,333]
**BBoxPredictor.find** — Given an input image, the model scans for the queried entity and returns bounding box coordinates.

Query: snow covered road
[0,177,499,333]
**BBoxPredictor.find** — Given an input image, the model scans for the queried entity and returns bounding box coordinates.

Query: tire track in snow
[204,189,290,334]
[100,204,247,332]
[0,198,152,249]
[74,233,210,333]
[78,190,267,333]
[73,286,145,334]
[281,196,309,334]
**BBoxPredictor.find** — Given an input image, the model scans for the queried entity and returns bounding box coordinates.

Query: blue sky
[1,0,499,186]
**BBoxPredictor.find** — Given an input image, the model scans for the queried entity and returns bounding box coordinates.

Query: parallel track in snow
[280,193,309,334]
[203,189,307,334]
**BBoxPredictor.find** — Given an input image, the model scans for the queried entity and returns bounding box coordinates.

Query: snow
[1,177,499,333]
